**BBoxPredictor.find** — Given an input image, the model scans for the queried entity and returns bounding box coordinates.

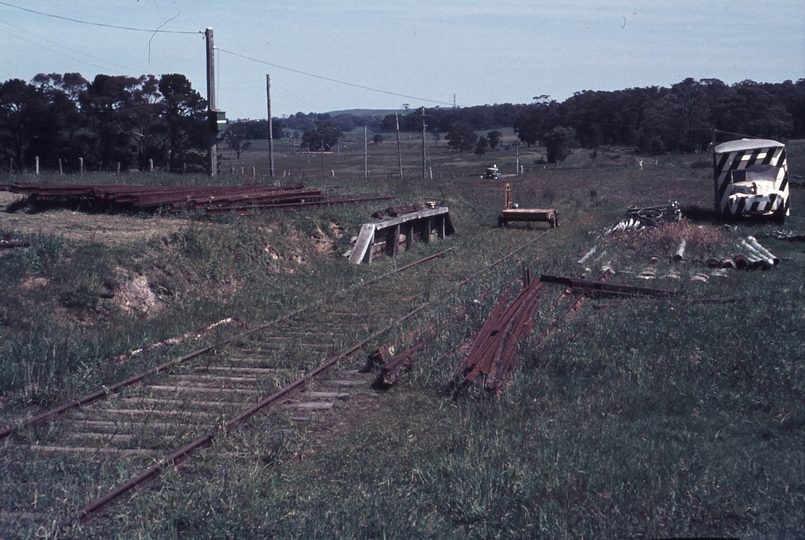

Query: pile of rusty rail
[3,182,393,213]
[459,271,547,393]
[457,269,676,393]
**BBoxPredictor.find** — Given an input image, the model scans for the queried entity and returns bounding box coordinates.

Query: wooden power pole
[420,107,427,180]
[205,28,217,177]
[395,113,403,180]
[266,74,275,177]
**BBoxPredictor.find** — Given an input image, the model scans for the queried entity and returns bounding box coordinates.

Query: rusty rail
[534,269,612,347]
[539,274,679,297]
[7,231,556,527]
[0,247,455,442]
[459,277,548,393]
[6,182,387,213]
[72,301,432,525]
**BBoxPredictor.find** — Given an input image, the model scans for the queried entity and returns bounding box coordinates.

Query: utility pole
[266,74,275,177]
[364,125,368,179]
[712,126,718,212]
[420,107,427,180]
[205,27,217,177]
[395,112,404,180]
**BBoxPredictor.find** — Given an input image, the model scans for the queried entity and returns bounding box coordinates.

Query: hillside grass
[1,139,803,538]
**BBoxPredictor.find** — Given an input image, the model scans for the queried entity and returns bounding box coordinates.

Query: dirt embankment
[0,192,188,247]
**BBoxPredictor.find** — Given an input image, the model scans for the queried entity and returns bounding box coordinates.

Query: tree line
[508,78,804,156]
[2,74,803,172]
[389,78,803,158]
[0,72,208,173]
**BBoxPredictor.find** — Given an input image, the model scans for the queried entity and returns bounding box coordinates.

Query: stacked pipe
[700,236,779,270]
[459,275,547,393]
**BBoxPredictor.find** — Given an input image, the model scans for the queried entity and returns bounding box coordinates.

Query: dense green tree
[0,80,47,169]
[301,119,341,151]
[513,100,558,147]
[158,73,208,172]
[487,130,502,150]
[30,73,91,168]
[2,74,804,173]
[445,122,478,152]
[474,136,489,155]
[225,122,252,159]
[80,75,138,168]
[544,126,576,163]
[712,81,794,140]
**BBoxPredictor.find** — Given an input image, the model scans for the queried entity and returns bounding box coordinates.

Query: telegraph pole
[420,107,427,179]
[364,125,368,179]
[395,112,404,180]
[266,74,275,177]
[205,28,217,177]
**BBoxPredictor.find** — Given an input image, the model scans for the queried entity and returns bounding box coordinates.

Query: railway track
[0,232,555,533]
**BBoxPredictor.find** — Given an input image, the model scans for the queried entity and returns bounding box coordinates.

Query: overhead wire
[0,18,135,74]
[0,21,125,74]
[217,47,453,108]
[0,0,199,34]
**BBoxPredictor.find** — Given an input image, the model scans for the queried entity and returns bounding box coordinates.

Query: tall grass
[2,139,804,538]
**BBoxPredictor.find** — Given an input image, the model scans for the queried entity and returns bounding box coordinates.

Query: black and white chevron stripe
[713,139,789,217]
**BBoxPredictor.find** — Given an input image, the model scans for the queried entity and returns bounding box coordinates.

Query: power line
[0,1,199,34]
[0,18,135,74]
[216,47,453,108]
[0,23,124,74]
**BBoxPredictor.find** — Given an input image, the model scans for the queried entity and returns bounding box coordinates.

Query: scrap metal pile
[459,272,547,393]
[3,182,392,214]
[605,200,682,235]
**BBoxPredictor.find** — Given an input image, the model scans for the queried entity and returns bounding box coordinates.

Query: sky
[1,0,803,120]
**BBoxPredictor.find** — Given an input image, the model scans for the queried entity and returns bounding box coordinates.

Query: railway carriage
[713,138,789,223]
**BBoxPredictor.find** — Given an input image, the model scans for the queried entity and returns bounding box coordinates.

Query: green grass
[1,139,804,538]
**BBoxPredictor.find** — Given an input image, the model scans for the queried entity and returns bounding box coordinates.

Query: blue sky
[1,1,803,119]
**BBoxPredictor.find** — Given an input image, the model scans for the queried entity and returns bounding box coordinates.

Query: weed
[1,140,804,539]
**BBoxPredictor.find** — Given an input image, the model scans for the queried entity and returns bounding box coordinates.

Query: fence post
[79,157,84,175]
[117,162,121,174]
[59,158,63,175]
[149,159,154,173]
[35,156,40,175]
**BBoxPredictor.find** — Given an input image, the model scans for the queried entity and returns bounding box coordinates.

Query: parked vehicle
[484,164,501,179]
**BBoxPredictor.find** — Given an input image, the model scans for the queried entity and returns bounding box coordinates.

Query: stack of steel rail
[4,182,392,213]
[459,271,548,393]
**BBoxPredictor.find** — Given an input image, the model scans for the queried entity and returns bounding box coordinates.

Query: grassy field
[0,137,803,538]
